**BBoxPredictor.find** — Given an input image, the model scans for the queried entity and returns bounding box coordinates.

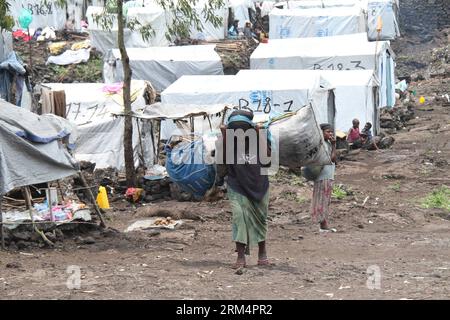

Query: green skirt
[228,187,269,248]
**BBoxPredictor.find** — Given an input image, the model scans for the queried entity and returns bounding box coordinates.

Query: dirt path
[1,82,449,300]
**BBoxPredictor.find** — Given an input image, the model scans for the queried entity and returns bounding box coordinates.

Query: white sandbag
[269,104,331,168]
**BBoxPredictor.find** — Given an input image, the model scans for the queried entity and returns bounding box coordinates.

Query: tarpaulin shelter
[237,69,381,134]
[161,73,334,139]
[0,99,78,196]
[0,99,106,246]
[103,45,224,92]
[268,5,366,39]
[250,33,396,108]
[41,81,156,170]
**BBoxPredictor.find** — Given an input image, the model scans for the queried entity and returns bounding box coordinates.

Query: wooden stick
[1,195,5,250]
[23,187,54,247]
[77,171,106,228]
[47,183,54,222]
[157,120,161,163]
[136,118,146,168]
[57,180,65,202]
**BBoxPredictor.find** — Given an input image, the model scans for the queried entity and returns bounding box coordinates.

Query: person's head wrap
[320,123,332,131]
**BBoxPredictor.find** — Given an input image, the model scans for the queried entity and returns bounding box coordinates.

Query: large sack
[269,104,332,168]
[165,137,216,198]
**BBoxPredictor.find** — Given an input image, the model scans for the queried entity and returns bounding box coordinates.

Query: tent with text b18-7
[250,33,396,109]
[237,69,381,134]
[160,73,335,140]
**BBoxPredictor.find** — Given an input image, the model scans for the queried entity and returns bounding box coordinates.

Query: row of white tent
[38,68,381,170]
[101,32,395,103]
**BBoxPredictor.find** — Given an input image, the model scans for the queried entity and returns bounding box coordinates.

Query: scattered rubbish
[125,188,144,203]
[46,48,90,66]
[338,285,351,290]
[362,196,370,206]
[125,218,183,232]
[48,42,67,55]
[419,96,425,104]
[325,293,334,298]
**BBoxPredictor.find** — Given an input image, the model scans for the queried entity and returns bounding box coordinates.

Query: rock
[235,268,246,275]
[44,232,57,243]
[54,229,65,241]
[379,136,395,149]
[6,262,22,269]
[12,231,32,241]
[8,242,18,251]
[16,241,30,250]
[82,236,96,245]
[357,224,364,229]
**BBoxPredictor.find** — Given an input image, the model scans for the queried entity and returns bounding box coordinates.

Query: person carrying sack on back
[220,109,272,269]
[311,123,337,233]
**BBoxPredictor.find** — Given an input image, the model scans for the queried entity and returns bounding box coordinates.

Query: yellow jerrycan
[96,186,110,209]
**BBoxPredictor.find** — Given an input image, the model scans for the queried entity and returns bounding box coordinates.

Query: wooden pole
[23,187,54,247]
[47,183,54,222]
[136,118,146,168]
[1,195,5,250]
[57,180,65,202]
[27,27,33,81]
[157,120,161,163]
[77,171,106,228]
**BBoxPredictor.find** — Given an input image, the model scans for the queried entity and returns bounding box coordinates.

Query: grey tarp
[0,100,79,195]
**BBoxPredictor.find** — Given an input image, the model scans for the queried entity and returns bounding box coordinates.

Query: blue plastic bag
[165,138,216,198]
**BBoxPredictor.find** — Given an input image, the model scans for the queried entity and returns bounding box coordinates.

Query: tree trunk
[117,0,136,187]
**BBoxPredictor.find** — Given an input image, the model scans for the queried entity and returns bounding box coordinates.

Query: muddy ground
[1,74,449,300]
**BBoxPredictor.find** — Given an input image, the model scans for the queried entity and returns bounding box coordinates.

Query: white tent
[250,33,396,108]
[272,0,400,41]
[229,0,255,29]
[41,81,155,170]
[103,45,224,92]
[126,6,172,47]
[269,6,366,39]
[274,0,366,9]
[237,69,380,134]
[86,5,172,54]
[161,73,334,139]
[367,0,400,41]
[9,0,66,30]
[189,0,228,41]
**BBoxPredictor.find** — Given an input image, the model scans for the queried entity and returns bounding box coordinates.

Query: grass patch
[282,191,306,204]
[270,168,305,187]
[421,186,450,212]
[389,182,401,192]
[332,184,348,200]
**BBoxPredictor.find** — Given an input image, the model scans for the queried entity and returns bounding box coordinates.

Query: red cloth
[347,127,360,143]
[12,30,31,42]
